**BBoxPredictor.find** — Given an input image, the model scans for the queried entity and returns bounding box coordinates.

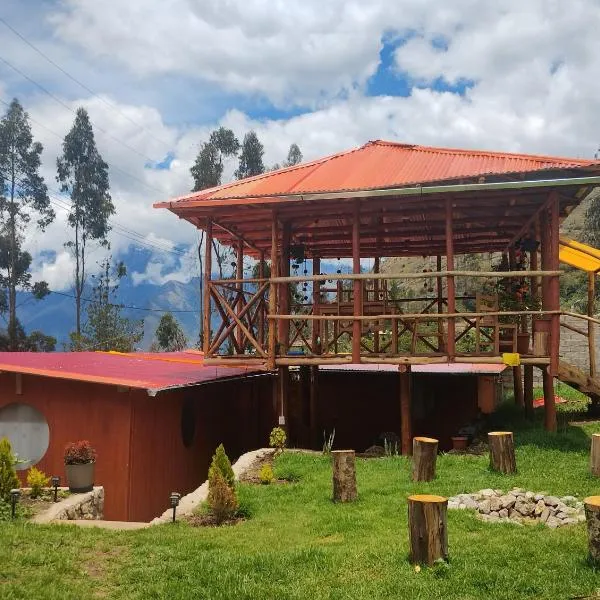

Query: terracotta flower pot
[451,436,469,451]
[65,462,95,493]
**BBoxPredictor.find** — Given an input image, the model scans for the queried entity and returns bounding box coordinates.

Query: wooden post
[267,212,279,371]
[332,450,357,502]
[202,218,213,355]
[258,252,265,348]
[436,255,445,352]
[488,431,516,474]
[523,365,534,419]
[408,494,448,566]
[278,222,291,355]
[312,256,321,355]
[513,366,524,407]
[373,256,380,354]
[400,367,412,455]
[277,366,290,436]
[236,238,244,350]
[591,434,600,477]
[589,272,596,377]
[546,192,560,376]
[445,199,456,360]
[309,365,319,448]
[412,437,438,482]
[352,200,362,363]
[542,369,556,433]
[584,496,600,566]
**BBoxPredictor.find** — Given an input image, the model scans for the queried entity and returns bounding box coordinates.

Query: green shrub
[208,444,235,490]
[259,464,274,485]
[207,470,238,524]
[26,467,50,499]
[0,437,20,502]
[269,427,286,453]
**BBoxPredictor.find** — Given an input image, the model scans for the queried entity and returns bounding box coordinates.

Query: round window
[181,398,196,448]
[0,403,49,470]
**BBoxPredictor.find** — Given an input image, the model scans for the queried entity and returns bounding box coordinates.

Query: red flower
[64,440,97,465]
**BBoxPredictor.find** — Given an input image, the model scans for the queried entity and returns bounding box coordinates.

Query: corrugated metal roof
[160,140,600,206]
[0,351,266,395]
[319,363,506,375]
[559,237,600,273]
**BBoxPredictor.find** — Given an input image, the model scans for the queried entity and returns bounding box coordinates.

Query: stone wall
[33,487,104,523]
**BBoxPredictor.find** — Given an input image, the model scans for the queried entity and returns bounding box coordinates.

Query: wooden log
[332,450,357,502]
[488,431,517,474]
[591,434,600,477]
[412,437,439,482]
[584,496,600,565]
[408,494,448,566]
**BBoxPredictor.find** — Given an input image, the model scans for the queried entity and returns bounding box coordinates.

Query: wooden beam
[278,222,291,354]
[445,199,456,359]
[236,239,244,349]
[267,212,279,370]
[202,218,213,354]
[548,191,561,377]
[352,200,361,363]
[312,256,321,354]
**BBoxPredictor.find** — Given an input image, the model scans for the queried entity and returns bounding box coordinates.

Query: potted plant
[64,440,96,493]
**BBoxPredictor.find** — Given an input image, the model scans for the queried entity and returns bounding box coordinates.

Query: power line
[0,16,175,153]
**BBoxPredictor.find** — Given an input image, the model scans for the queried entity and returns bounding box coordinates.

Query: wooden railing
[204,270,562,367]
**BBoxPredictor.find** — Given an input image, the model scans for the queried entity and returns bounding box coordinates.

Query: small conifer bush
[207,470,239,524]
[208,444,235,490]
[259,463,274,485]
[27,467,50,499]
[0,437,20,502]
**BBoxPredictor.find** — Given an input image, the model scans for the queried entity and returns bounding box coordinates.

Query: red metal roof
[158,140,600,206]
[0,351,266,395]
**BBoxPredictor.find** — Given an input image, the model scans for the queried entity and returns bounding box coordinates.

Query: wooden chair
[475,293,517,354]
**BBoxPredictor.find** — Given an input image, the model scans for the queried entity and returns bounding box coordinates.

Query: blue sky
[1,0,599,290]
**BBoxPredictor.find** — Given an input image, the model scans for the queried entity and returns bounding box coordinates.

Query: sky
[1,0,600,291]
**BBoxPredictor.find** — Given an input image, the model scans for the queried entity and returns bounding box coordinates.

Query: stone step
[54,519,149,530]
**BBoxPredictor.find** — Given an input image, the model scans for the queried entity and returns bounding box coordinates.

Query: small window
[181,398,196,448]
[0,403,49,470]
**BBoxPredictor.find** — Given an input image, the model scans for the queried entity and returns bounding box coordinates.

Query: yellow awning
[559,237,600,272]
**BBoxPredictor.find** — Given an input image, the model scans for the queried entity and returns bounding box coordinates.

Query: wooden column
[412,437,438,482]
[258,252,266,348]
[488,431,516,473]
[352,200,362,363]
[202,218,213,355]
[523,365,534,419]
[312,256,321,355]
[408,494,448,566]
[400,366,412,455]
[278,222,291,355]
[589,272,596,377]
[445,199,456,359]
[373,256,380,354]
[436,255,445,352]
[548,191,560,376]
[277,366,290,436]
[235,239,244,350]
[309,365,319,448]
[584,496,600,566]
[267,212,279,371]
[332,450,357,502]
[542,368,557,433]
[591,434,600,477]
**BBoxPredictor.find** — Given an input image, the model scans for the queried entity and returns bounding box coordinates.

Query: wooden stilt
[373,256,380,354]
[277,366,290,436]
[352,200,362,363]
[523,365,534,419]
[202,219,213,355]
[542,369,557,433]
[584,496,600,565]
[312,256,321,355]
[488,431,516,473]
[236,238,244,350]
[309,365,319,449]
[513,366,524,407]
[548,192,560,376]
[436,255,445,352]
[591,434,600,477]
[589,272,596,377]
[258,252,266,348]
[412,437,438,482]
[332,450,357,502]
[267,212,279,371]
[445,200,456,359]
[408,494,448,566]
[400,367,412,455]
[278,222,291,355]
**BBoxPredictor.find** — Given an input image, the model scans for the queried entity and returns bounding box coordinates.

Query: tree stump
[591,434,600,477]
[408,494,448,565]
[584,496,600,565]
[488,431,517,474]
[412,437,438,482]
[332,450,357,502]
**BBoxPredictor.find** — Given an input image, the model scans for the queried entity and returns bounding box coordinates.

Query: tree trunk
[488,431,517,474]
[412,437,438,482]
[332,450,357,502]
[408,494,448,565]
[591,434,600,477]
[584,496,600,566]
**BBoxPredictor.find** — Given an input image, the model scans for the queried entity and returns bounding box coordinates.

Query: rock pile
[448,488,585,528]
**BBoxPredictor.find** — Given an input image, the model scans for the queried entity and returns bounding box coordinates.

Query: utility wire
[0,16,175,153]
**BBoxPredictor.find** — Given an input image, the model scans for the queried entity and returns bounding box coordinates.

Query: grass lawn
[2,406,600,599]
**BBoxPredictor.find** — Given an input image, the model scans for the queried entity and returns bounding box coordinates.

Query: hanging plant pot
[65,462,95,493]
